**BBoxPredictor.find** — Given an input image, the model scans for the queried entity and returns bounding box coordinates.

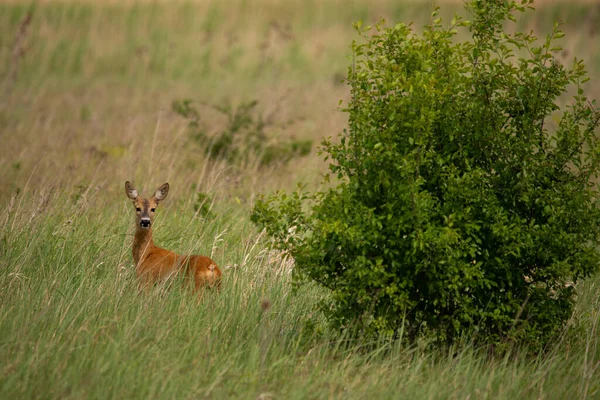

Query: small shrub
[252,0,600,351]
[194,191,215,219]
[172,99,312,167]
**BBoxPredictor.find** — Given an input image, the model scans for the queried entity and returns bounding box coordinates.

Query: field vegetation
[1,0,600,398]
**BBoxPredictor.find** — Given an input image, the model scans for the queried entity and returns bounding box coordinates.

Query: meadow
[1,0,600,398]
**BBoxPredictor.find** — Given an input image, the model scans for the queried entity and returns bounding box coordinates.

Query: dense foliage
[252,0,600,350]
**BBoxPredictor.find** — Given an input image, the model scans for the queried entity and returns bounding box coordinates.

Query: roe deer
[125,181,222,291]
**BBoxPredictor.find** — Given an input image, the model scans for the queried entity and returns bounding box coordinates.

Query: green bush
[194,191,215,219]
[172,99,312,167]
[252,0,600,351]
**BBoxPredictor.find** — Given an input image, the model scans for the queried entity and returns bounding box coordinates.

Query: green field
[1,1,600,398]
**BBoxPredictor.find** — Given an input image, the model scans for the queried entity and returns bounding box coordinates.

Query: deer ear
[125,181,138,200]
[153,183,169,202]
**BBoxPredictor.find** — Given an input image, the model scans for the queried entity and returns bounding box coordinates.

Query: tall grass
[1,184,600,398]
[1,0,600,398]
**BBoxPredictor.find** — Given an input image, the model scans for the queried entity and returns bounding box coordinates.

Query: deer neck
[133,227,155,266]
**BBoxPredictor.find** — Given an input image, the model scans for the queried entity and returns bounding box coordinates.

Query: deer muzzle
[140,218,151,228]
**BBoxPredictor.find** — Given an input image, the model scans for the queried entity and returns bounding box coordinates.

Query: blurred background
[1,0,599,203]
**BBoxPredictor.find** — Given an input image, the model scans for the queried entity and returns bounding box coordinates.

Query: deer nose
[140,218,151,228]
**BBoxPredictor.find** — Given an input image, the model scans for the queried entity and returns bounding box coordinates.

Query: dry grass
[0,0,599,205]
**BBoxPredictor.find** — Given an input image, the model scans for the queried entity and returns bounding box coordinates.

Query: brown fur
[125,181,222,291]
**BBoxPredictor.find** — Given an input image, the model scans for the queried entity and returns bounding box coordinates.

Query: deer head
[125,181,169,229]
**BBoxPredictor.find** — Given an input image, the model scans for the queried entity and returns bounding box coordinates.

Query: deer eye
[136,207,141,212]
[150,208,156,212]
